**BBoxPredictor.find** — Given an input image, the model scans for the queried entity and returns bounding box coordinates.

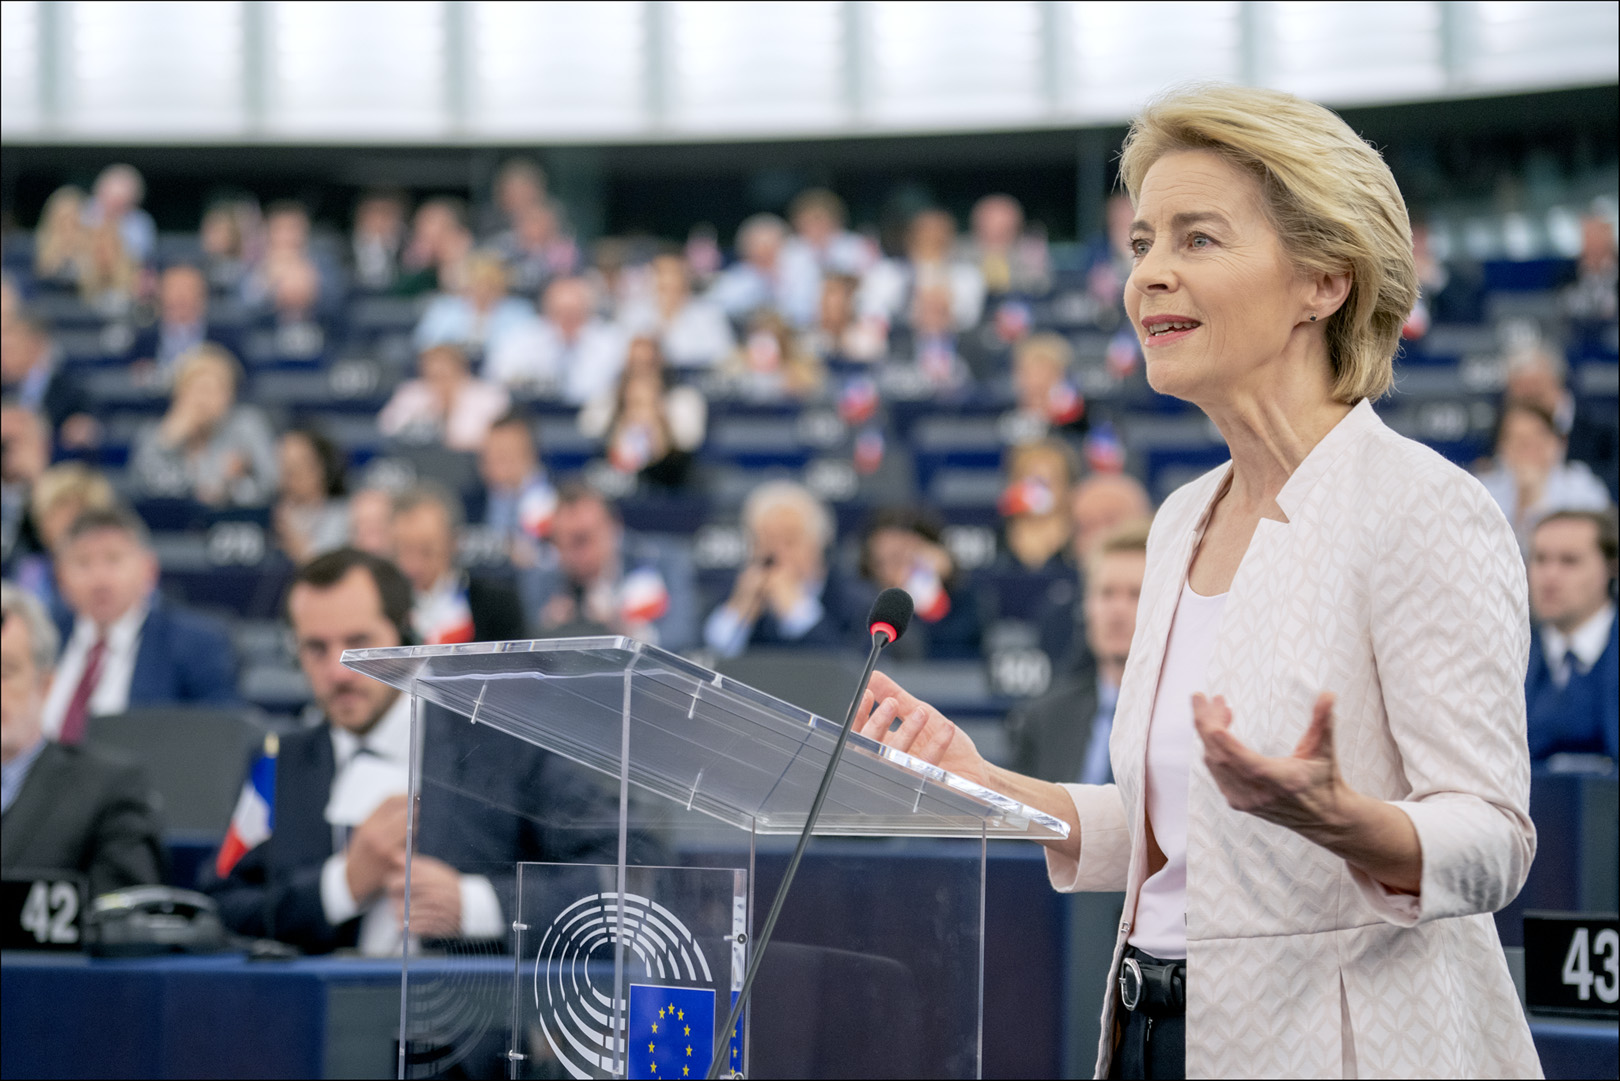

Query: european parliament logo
[627,985,742,1079]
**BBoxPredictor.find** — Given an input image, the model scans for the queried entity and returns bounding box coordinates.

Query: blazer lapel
[127,603,163,706]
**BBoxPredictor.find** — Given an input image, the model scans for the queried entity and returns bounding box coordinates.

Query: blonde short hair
[173,343,242,395]
[1119,84,1418,403]
[1014,332,1073,373]
[29,462,116,526]
[742,480,833,552]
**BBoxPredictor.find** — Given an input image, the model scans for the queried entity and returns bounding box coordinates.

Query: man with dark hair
[1525,509,1619,762]
[391,482,527,644]
[45,507,238,742]
[205,547,618,954]
[518,484,698,652]
[2,581,166,896]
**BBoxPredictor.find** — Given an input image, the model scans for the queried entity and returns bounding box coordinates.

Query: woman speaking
[860,84,1539,1079]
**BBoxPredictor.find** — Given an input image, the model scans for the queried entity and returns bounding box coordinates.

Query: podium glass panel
[342,638,1066,1079]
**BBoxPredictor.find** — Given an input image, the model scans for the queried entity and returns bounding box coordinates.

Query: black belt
[1118,946,1186,1016]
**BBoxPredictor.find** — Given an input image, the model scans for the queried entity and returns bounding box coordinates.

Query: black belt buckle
[1119,956,1144,1011]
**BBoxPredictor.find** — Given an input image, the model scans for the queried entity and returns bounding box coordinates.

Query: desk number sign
[1524,912,1620,1019]
[1,873,86,952]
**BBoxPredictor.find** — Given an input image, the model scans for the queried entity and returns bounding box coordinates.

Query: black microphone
[707,588,912,1078]
[867,586,914,649]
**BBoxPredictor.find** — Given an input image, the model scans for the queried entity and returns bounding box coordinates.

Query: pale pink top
[1128,581,1228,960]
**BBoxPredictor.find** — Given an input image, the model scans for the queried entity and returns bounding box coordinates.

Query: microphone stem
[706,632,890,1079]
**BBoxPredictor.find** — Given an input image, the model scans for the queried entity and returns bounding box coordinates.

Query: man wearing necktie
[205,548,618,954]
[43,506,239,743]
[1524,509,1619,764]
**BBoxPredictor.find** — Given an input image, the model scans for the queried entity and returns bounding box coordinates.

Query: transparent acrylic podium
[343,637,1067,1080]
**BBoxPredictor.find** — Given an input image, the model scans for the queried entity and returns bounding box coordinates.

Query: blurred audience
[349,189,409,292]
[1,309,95,448]
[6,463,117,617]
[1010,333,1084,440]
[1007,520,1149,783]
[272,428,349,565]
[198,198,261,293]
[346,487,397,558]
[580,337,706,490]
[397,197,474,297]
[77,222,141,317]
[1071,473,1152,563]
[413,250,533,362]
[378,344,510,452]
[1475,398,1611,550]
[891,280,971,391]
[965,194,1050,298]
[131,345,278,506]
[1504,344,1620,499]
[1563,212,1619,324]
[478,411,556,566]
[805,273,886,363]
[263,256,327,359]
[860,208,985,331]
[391,483,526,645]
[622,253,735,369]
[129,264,239,378]
[204,547,616,955]
[82,164,156,265]
[997,437,1080,573]
[0,407,52,580]
[495,199,578,295]
[44,506,239,743]
[717,310,825,401]
[703,481,859,657]
[480,157,549,239]
[709,214,808,325]
[519,483,699,651]
[857,507,981,661]
[1,581,166,897]
[486,276,627,404]
[33,186,90,284]
[1525,509,1618,764]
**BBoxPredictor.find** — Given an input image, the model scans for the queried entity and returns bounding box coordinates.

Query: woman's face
[1498,410,1562,481]
[866,528,917,589]
[179,366,233,426]
[1124,150,1313,405]
[278,433,325,502]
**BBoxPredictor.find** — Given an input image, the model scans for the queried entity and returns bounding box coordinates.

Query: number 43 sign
[1524,912,1620,1019]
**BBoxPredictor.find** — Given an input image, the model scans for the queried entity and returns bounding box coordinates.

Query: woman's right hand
[855,670,990,788]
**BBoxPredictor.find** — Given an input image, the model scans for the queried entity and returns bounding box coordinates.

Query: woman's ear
[1307,266,1353,322]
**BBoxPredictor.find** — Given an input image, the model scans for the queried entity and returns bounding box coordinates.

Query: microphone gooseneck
[706,588,912,1077]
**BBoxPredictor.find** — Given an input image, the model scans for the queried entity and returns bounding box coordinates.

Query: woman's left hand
[1192,691,1352,834]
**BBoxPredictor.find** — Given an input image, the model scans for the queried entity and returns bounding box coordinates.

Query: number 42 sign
[1524,912,1620,1019]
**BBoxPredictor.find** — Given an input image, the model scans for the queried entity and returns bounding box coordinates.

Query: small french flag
[216,733,279,878]
[620,567,671,625]
[518,482,558,540]
[998,475,1056,517]
[905,564,952,623]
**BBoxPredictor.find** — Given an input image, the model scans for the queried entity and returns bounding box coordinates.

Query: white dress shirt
[41,598,151,739]
[484,317,628,404]
[1541,601,1617,685]
[621,298,736,368]
[317,693,503,955]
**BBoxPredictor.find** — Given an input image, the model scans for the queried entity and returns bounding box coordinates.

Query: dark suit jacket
[1,741,167,896]
[55,597,240,710]
[743,569,865,653]
[1005,661,1104,785]
[203,704,621,953]
[127,322,242,367]
[1526,619,1620,761]
[467,573,528,643]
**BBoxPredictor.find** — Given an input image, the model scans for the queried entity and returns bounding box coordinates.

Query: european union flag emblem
[627,984,715,1079]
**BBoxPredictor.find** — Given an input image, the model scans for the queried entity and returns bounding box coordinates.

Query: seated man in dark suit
[128,264,240,381]
[1,309,96,450]
[205,549,618,954]
[702,481,861,657]
[2,582,165,895]
[520,483,699,652]
[1525,509,1619,763]
[45,506,239,743]
[1007,520,1149,784]
[392,482,527,645]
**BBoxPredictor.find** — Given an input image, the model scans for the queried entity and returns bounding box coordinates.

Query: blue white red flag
[215,733,278,877]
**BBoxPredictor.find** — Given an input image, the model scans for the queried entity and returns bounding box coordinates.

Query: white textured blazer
[1047,400,1541,1079]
